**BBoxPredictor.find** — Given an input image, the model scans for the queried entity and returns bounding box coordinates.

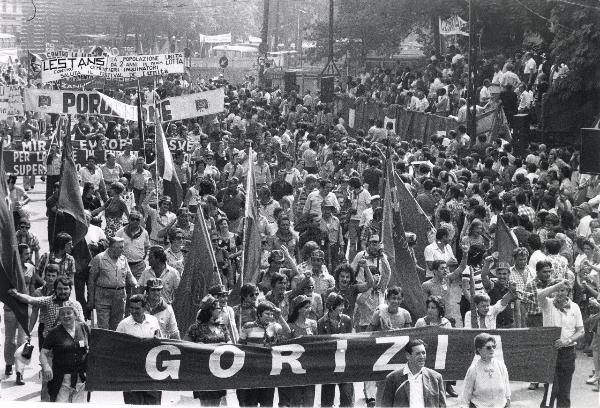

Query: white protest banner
[24,89,138,121]
[0,86,24,119]
[24,88,225,122]
[439,15,469,36]
[41,55,108,82]
[105,53,185,79]
[199,33,232,43]
[157,88,225,121]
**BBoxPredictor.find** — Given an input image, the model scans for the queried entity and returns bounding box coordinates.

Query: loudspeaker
[284,71,297,93]
[320,76,335,103]
[581,128,600,175]
[511,113,530,156]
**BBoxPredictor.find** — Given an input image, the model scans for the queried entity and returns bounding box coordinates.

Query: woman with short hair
[461,333,511,408]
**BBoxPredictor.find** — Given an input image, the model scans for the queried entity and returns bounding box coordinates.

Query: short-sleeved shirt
[462,266,486,294]
[370,305,412,330]
[115,227,150,264]
[116,314,161,338]
[28,296,85,337]
[79,166,104,189]
[88,251,135,289]
[42,322,90,371]
[138,265,181,304]
[130,169,152,190]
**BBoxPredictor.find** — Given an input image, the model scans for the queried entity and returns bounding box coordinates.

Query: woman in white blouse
[461,333,511,408]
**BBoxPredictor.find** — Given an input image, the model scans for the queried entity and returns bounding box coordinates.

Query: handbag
[21,340,34,360]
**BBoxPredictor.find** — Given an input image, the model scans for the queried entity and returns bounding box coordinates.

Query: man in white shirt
[464,290,516,329]
[480,79,492,104]
[517,83,534,113]
[500,63,521,90]
[138,246,181,304]
[424,227,457,278]
[117,294,162,405]
[523,52,537,87]
[575,202,594,238]
[537,279,584,408]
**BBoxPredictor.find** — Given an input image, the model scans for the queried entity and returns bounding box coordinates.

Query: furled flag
[173,206,222,335]
[395,171,436,281]
[0,143,30,335]
[155,114,183,210]
[136,80,146,145]
[240,147,262,287]
[494,214,518,266]
[382,161,427,318]
[56,116,88,247]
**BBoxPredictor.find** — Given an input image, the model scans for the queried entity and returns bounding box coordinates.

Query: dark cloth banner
[87,326,560,391]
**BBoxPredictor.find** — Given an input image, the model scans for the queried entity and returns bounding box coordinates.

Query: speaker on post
[580,128,600,175]
[320,76,335,103]
[284,71,297,93]
[511,113,530,156]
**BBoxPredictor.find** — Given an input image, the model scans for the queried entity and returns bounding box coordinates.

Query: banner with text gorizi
[41,55,108,83]
[106,53,185,79]
[0,85,24,120]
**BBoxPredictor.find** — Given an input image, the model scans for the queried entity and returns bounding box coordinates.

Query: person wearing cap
[101,152,124,187]
[481,256,519,328]
[208,284,238,343]
[318,292,354,407]
[117,294,162,405]
[143,195,177,246]
[145,278,179,339]
[40,303,90,402]
[88,236,138,330]
[350,234,392,285]
[184,294,229,406]
[237,301,291,407]
[139,246,181,304]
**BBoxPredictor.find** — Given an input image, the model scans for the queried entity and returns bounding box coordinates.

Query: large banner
[86,327,560,392]
[0,85,24,119]
[40,53,184,83]
[105,53,185,79]
[439,15,469,36]
[23,88,224,122]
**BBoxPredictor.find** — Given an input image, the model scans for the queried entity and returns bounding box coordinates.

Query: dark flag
[155,115,183,210]
[0,143,30,335]
[494,214,518,265]
[381,161,427,318]
[173,207,221,335]
[395,171,436,280]
[56,116,88,247]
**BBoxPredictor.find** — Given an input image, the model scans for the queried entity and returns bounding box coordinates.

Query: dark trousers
[236,387,275,407]
[278,385,315,407]
[321,383,354,407]
[541,347,575,408]
[46,175,60,199]
[123,391,162,405]
[74,270,89,319]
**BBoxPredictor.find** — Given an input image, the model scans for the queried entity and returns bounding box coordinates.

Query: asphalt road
[0,182,598,407]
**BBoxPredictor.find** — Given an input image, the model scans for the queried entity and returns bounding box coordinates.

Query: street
[0,182,598,407]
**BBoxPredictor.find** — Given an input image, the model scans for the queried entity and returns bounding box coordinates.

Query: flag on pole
[494,214,518,265]
[241,147,262,285]
[173,207,222,335]
[136,80,146,144]
[155,115,183,210]
[395,173,435,280]
[381,161,427,318]
[0,143,30,335]
[56,116,88,247]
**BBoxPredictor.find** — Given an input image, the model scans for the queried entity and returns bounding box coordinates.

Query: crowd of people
[0,46,597,408]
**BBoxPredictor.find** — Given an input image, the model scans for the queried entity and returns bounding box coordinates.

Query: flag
[241,148,261,286]
[56,116,88,247]
[136,80,146,144]
[0,143,30,335]
[56,116,91,269]
[395,172,435,280]
[494,214,518,266]
[155,116,183,210]
[381,161,427,318]
[173,207,221,334]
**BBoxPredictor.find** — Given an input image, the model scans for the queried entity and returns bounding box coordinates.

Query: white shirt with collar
[116,314,162,339]
[464,301,507,329]
[407,366,425,408]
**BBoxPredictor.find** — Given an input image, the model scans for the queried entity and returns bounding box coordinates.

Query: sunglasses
[248,292,260,297]
[484,345,496,350]
[212,239,220,243]
[19,225,30,229]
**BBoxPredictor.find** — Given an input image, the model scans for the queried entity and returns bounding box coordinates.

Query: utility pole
[274,0,280,52]
[466,0,478,138]
[321,0,339,77]
[258,0,270,88]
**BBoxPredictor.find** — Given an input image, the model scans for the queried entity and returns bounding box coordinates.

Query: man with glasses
[16,218,40,264]
[233,283,260,331]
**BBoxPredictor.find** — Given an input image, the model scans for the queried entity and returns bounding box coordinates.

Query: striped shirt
[239,321,283,347]
[462,266,485,294]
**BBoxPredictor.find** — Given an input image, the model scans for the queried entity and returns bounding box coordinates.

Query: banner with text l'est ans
[40,53,185,83]
[87,326,560,391]
[23,88,224,122]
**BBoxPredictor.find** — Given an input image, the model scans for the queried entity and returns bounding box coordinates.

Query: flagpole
[52,116,66,251]
[238,146,252,331]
